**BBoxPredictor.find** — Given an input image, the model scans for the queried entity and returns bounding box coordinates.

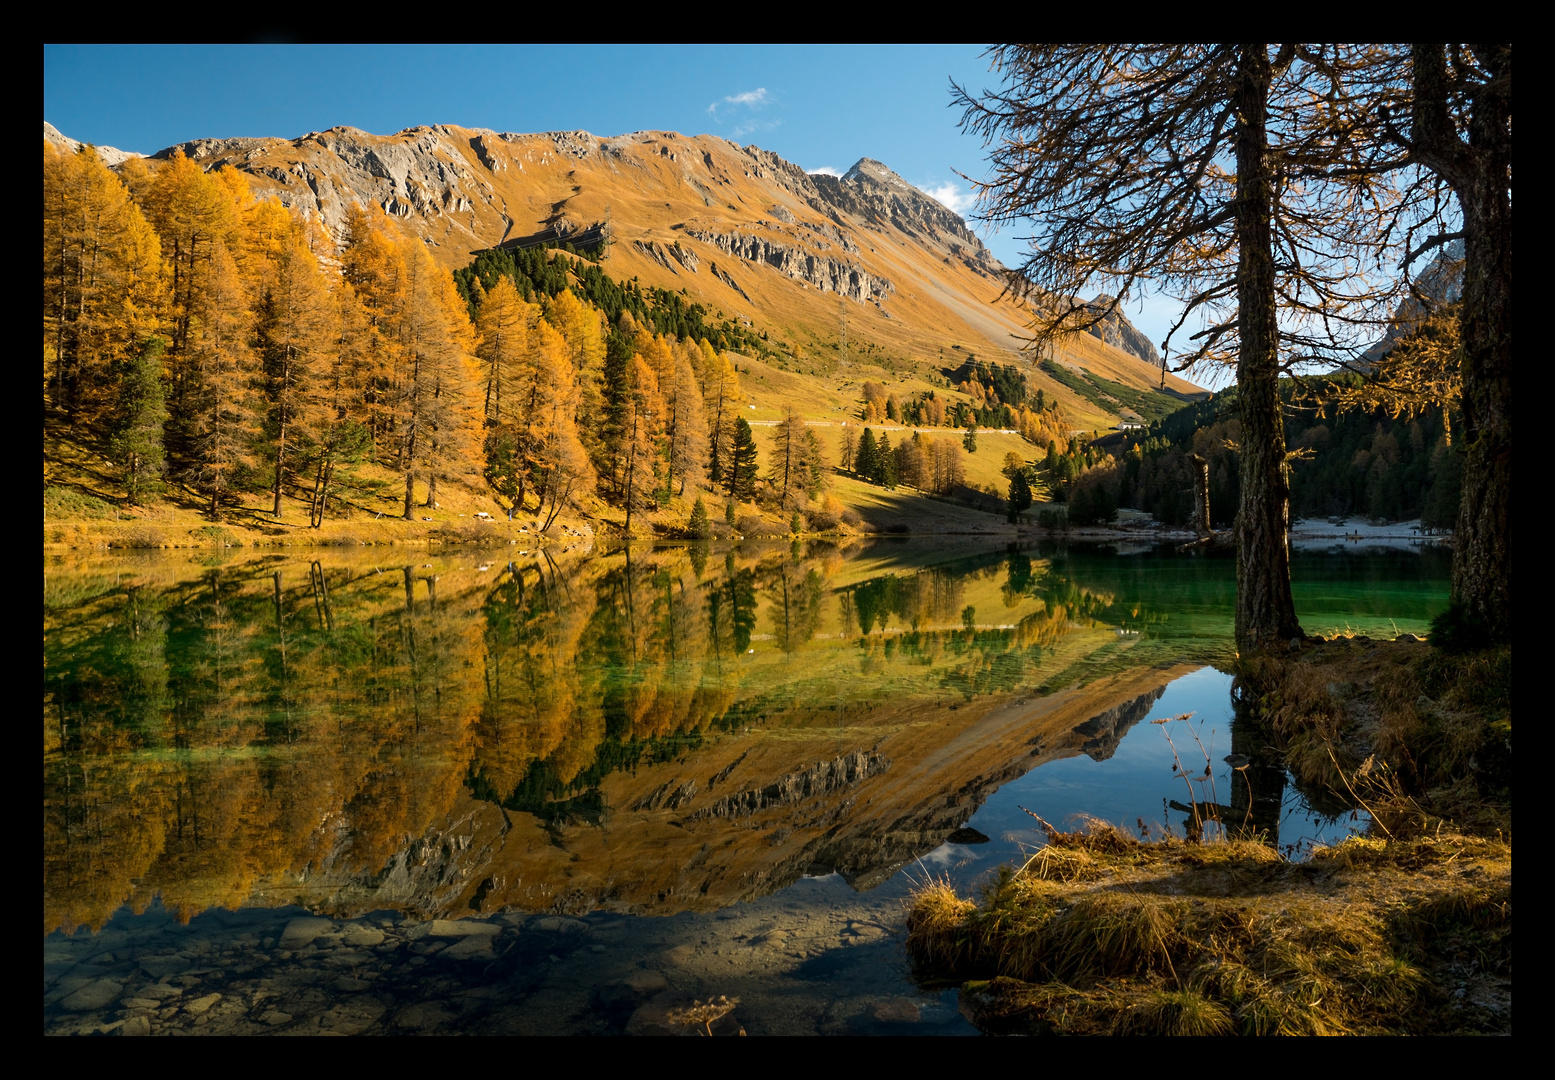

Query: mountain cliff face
[1087,295,1161,365]
[47,120,1198,420]
[1359,242,1464,368]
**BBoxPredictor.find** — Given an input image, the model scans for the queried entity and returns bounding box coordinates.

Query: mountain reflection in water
[43,540,1447,935]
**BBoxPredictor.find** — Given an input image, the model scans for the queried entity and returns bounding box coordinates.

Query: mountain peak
[43,121,144,168]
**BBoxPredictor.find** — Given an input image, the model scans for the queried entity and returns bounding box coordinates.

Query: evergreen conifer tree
[111,337,169,505]
[598,329,633,492]
[727,417,759,501]
[689,496,711,539]
[1007,471,1033,522]
[857,428,878,483]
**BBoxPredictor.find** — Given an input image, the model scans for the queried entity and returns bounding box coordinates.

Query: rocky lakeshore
[45,881,972,1037]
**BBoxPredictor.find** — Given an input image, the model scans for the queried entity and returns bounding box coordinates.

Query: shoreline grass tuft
[907,822,1510,1035]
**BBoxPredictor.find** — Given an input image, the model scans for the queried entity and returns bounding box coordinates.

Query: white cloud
[922,180,977,217]
[807,166,843,177]
[708,87,772,121]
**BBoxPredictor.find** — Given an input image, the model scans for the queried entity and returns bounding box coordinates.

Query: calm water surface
[43,539,1448,1035]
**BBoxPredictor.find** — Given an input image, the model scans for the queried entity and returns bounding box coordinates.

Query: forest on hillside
[43,143,1081,533]
[1039,383,1462,529]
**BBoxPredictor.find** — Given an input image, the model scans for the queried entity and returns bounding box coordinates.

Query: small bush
[735,513,768,537]
[190,525,238,546]
[805,502,842,532]
[43,485,116,520]
[110,526,167,548]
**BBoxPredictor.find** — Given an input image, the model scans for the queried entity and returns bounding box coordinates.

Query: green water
[42,539,1448,1034]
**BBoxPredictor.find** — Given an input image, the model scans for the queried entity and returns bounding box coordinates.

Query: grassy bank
[905,637,1512,1035]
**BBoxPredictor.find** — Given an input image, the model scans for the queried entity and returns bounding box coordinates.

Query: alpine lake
[43,537,1450,1035]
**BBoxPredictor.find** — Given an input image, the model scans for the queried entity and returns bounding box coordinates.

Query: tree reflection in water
[44,540,1432,933]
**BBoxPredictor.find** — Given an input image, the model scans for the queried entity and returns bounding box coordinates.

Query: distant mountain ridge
[44,120,1197,422]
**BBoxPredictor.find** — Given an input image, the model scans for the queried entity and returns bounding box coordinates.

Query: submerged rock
[278,917,336,950]
[60,978,122,1012]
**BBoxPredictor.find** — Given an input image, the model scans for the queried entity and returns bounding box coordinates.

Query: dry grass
[1239,638,1511,837]
[907,823,1511,1036]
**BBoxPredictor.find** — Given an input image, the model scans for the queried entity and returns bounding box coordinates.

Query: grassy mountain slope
[155,125,1201,428]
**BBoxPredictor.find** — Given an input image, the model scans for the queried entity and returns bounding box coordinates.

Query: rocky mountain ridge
[45,119,1195,419]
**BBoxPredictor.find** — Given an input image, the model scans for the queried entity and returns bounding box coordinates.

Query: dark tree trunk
[403,470,416,521]
[1189,453,1213,536]
[272,421,286,518]
[1232,44,1303,650]
[1453,165,1512,634]
[1410,44,1511,636]
[624,413,637,535]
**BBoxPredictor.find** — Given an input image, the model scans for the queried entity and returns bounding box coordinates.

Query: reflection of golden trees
[42,544,1162,932]
[43,757,168,935]
[44,559,488,932]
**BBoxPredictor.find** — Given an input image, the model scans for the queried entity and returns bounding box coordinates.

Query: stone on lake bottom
[318,996,386,1035]
[278,917,335,950]
[135,982,183,1000]
[183,993,222,1015]
[60,978,123,1012]
[117,1015,152,1036]
[440,936,494,960]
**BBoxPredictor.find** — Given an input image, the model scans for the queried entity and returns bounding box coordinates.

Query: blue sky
[44,44,1186,370]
